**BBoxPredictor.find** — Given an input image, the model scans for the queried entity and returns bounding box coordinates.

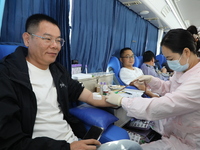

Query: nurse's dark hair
[120,47,133,57]
[25,14,60,33]
[187,25,198,34]
[161,29,196,55]
[187,25,200,51]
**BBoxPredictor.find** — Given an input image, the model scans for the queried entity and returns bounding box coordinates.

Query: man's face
[24,20,62,69]
[120,50,134,67]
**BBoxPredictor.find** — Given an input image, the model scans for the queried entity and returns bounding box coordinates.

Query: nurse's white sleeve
[121,74,200,121]
[147,76,171,96]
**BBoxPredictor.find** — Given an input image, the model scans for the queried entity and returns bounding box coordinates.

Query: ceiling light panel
[122,0,142,7]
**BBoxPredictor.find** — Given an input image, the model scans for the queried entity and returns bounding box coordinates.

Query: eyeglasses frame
[121,55,134,59]
[27,32,65,47]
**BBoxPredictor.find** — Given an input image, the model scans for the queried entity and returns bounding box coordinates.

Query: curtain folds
[1,0,159,73]
[71,0,158,72]
[71,0,115,73]
[145,24,159,54]
[0,0,71,71]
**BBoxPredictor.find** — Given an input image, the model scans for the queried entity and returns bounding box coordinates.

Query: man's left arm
[78,88,115,107]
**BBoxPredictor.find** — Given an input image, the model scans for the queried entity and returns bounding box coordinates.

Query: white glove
[105,91,123,107]
[136,75,153,84]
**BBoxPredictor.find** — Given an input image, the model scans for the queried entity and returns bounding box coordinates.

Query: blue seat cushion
[69,103,119,130]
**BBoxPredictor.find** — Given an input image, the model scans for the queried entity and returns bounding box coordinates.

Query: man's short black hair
[120,47,132,57]
[143,50,155,62]
[25,14,60,33]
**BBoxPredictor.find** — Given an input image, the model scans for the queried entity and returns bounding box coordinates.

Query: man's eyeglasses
[27,32,65,47]
[121,55,134,59]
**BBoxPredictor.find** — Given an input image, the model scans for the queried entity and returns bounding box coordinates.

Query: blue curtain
[71,0,158,73]
[0,0,5,37]
[145,24,158,54]
[71,0,115,73]
[0,0,71,72]
[111,2,149,57]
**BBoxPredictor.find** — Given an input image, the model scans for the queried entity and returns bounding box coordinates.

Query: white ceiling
[118,0,200,32]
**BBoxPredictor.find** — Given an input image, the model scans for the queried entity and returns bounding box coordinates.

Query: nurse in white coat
[106,29,200,150]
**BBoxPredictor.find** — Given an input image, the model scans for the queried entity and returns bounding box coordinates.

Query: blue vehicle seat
[156,54,167,69]
[0,45,131,144]
[83,123,130,143]
[133,55,143,68]
[137,56,143,68]
[107,56,126,85]
[107,56,138,90]
[133,55,140,67]
[0,45,19,59]
[70,102,130,143]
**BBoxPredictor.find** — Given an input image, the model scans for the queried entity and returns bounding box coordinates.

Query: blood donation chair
[0,45,131,143]
[107,56,126,85]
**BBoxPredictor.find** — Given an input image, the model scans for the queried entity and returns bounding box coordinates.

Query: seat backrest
[137,56,143,68]
[0,45,18,59]
[133,55,139,68]
[107,56,125,85]
[156,54,166,69]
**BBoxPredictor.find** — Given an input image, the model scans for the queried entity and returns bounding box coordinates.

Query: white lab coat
[121,62,200,150]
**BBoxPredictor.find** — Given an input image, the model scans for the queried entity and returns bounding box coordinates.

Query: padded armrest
[69,103,119,130]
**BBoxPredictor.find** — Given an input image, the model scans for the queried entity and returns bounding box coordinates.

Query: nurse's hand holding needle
[129,80,146,91]
[130,75,153,86]
[114,85,129,94]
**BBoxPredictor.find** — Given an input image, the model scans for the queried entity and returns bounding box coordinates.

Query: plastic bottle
[102,82,109,95]
[99,82,103,95]
[85,65,88,74]
[71,64,77,74]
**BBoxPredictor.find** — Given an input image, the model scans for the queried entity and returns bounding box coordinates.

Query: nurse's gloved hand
[105,91,123,107]
[135,75,153,84]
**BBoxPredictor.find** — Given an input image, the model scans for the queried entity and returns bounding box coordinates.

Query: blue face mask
[167,55,189,72]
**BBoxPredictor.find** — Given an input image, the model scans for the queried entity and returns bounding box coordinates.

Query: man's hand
[161,67,167,73]
[105,91,123,106]
[70,139,101,150]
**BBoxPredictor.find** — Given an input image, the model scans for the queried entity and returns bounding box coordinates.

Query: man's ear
[22,32,30,47]
[151,58,154,63]
[119,58,122,63]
